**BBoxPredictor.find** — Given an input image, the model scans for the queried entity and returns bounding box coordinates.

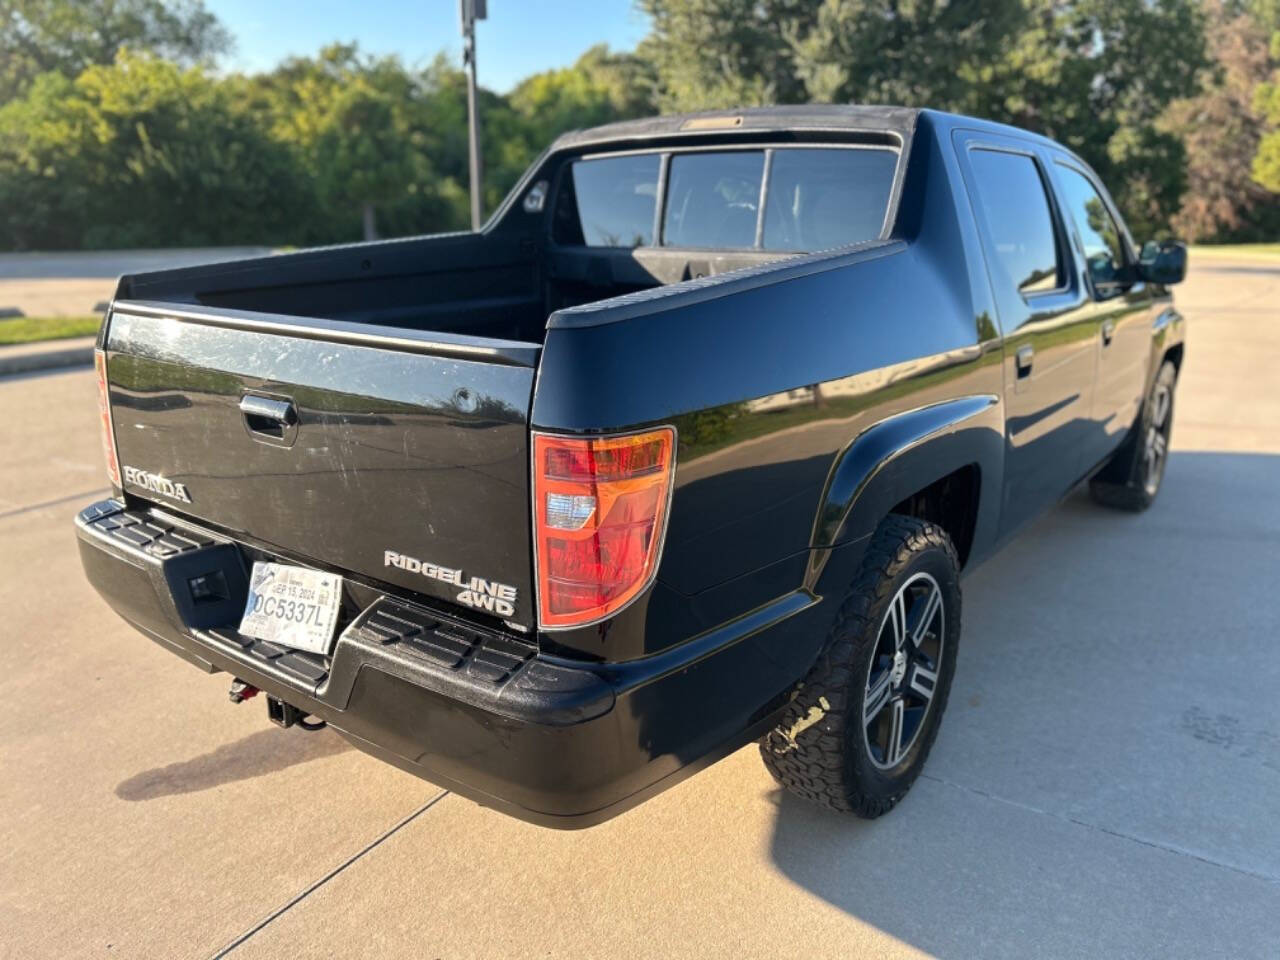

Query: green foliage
[640,0,1210,239]
[0,0,230,102]
[1253,0,1280,195]
[787,0,1027,111]
[0,53,309,249]
[1255,89,1280,189]
[251,45,439,240]
[2,0,1278,249]
[637,0,812,109]
[0,38,652,249]
[1163,0,1280,240]
[500,45,654,200]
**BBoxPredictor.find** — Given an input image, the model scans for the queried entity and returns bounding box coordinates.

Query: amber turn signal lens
[532,428,676,629]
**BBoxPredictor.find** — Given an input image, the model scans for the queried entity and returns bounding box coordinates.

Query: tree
[508,45,652,138]
[786,0,1026,112]
[1163,0,1280,240]
[0,0,230,102]
[1251,1,1280,193]
[0,52,307,250]
[636,0,1207,238]
[253,45,425,241]
[501,45,654,191]
[1012,0,1207,239]
[637,0,814,109]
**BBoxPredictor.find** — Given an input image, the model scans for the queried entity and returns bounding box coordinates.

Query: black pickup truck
[77,106,1187,827]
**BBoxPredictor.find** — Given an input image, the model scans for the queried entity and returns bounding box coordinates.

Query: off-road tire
[760,514,961,817]
[1089,359,1177,512]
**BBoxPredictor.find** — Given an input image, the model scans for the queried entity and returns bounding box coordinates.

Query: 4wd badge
[384,549,517,617]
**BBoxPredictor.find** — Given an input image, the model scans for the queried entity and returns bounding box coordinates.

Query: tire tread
[759,514,959,818]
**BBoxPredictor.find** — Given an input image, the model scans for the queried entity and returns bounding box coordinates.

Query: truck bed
[115,229,792,346]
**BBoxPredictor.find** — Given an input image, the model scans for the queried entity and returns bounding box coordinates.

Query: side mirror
[1138,240,1187,285]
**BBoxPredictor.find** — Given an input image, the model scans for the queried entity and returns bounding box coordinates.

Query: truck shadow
[765,450,1280,957]
[115,726,349,801]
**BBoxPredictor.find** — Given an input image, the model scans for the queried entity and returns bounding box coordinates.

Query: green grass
[1189,243,1280,260]
[0,315,101,346]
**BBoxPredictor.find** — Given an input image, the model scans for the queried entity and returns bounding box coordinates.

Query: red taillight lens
[94,348,121,490]
[533,428,676,629]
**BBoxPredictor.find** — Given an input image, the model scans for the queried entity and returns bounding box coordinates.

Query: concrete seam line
[211,789,451,958]
[920,774,1280,885]
[0,487,109,522]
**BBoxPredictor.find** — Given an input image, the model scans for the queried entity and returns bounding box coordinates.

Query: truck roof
[549,105,1066,157]
[549,105,920,152]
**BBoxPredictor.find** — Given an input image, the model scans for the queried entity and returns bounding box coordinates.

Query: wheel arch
[807,395,1004,584]
[1149,305,1186,391]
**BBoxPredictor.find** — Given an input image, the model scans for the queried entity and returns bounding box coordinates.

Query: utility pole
[460,0,486,231]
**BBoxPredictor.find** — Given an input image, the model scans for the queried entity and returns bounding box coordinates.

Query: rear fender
[805,395,1003,593]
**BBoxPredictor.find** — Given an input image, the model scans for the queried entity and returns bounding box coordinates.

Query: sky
[203,0,650,92]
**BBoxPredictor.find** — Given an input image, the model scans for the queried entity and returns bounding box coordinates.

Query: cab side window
[1055,164,1128,294]
[553,154,660,248]
[967,149,1061,296]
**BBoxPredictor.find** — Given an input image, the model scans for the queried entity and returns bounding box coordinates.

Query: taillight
[94,348,121,490]
[533,427,676,629]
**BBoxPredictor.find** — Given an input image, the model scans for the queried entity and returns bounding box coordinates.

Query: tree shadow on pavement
[115,727,349,801]
[766,451,1280,959]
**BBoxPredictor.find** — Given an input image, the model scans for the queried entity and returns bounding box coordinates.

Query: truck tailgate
[103,301,539,629]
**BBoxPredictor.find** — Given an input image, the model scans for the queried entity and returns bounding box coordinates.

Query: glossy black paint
[80,106,1185,826]
[105,305,539,629]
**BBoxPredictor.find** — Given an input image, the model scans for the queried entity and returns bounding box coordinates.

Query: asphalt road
[2,260,1277,959]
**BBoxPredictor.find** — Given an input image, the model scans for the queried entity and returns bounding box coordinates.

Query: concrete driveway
[0,249,272,316]
[1,259,1276,958]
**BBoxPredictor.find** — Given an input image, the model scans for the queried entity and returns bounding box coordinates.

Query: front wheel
[1089,358,1177,512]
[760,514,961,818]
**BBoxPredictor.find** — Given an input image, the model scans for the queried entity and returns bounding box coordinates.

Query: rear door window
[967,149,1061,295]
[662,151,765,249]
[1054,163,1128,292]
[553,154,660,248]
[762,148,897,251]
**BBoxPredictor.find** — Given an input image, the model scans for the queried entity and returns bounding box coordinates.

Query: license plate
[238,562,343,655]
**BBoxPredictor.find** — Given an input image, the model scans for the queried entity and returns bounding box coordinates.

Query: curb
[0,337,95,376]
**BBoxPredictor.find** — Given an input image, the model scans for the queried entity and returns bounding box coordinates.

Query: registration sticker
[238,562,343,655]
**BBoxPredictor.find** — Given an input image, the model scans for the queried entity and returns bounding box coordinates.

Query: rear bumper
[75,499,808,828]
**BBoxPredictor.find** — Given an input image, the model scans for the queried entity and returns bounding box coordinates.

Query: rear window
[762,149,897,251]
[553,153,659,247]
[554,146,898,252]
[663,151,765,249]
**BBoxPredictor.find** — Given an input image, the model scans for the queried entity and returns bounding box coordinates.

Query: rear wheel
[760,514,960,817]
[1089,358,1177,512]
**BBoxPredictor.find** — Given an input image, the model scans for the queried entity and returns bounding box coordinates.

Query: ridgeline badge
[384,549,517,616]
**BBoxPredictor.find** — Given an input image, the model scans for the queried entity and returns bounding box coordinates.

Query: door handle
[1015,345,1034,378]
[240,394,295,424]
[1101,319,1115,346]
[240,394,298,446]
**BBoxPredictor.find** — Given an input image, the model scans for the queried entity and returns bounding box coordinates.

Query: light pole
[460,0,487,231]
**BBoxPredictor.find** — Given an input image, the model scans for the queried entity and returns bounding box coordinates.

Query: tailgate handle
[240,394,298,445]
